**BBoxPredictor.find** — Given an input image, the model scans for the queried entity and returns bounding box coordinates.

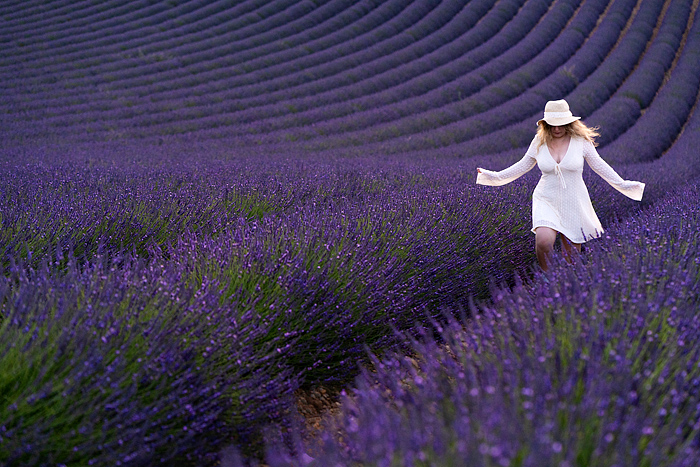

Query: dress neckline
[547,136,572,165]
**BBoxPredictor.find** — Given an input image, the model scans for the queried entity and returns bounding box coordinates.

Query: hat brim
[536,116,581,126]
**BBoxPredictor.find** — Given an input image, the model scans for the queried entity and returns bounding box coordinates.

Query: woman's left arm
[583,141,645,201]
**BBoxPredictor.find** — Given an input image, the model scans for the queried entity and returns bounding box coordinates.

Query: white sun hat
[536,99,581,126]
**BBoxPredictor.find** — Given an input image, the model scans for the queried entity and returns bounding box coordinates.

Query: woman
[476,99,645,271]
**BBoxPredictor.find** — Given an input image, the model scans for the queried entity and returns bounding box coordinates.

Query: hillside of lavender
[1,0,699,465]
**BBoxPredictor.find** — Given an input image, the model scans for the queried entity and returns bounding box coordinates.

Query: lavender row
[568,66,700,218]
[0,0,319,115]
[582,0,692,146]
[565,0,669,118]
[615,66,700,201]
[60,0,529,136]
[602,3,700,164]
[0,0,355,99]
[272,0,613,143]
[0,0,130,34]
[20,0,505,130]
[433,0,664,154]
[2,0,689,154]
[267,0,625,155]
[195,0,624,150]
[612,0,692,109]
[22,0,586,143]
[0,0,411,99]
[2,0,649,149]
[0,0,308,70]
[16,0,496,117]
[0,0,201,68]
[468,0,693,156]
[197,0,539,136]
[248,180,700,467]
[9,0,458,117]
[0,0,248,55]
[5,0,176,40]
[0,0,365,107]
[302,0,659,158]
[0,248,300,466]
[0,0,412,123]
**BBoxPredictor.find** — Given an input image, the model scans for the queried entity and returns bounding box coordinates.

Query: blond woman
[476,99,645,271]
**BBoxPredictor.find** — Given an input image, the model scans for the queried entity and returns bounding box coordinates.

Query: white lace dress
[476,136,645,243]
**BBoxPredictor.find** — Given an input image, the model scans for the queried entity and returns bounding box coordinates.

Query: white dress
[476,135,645,243]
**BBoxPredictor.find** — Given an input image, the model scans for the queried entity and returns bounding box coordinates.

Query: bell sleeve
[583,140,645,201]
[476,137,538,186]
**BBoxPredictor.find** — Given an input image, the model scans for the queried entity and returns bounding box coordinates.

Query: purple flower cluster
[2,0,700,464]
[249,181,700,466]
[3,129,693,463]
[0,146,545,463]
[0,248,297,465]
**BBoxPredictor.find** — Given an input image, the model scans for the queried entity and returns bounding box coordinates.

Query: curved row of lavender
[1,0,700,465]
[243,45,700,460]
[259,180,700,466]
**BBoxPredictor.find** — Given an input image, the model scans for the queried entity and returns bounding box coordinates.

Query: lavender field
[1,0,699,465]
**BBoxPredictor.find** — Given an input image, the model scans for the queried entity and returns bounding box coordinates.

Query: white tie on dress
[554,164,567,189]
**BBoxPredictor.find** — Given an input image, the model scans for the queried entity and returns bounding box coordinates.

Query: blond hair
[536,120,600,152]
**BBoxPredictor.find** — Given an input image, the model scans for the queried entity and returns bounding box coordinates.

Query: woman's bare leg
[560,235,582,264]
[535,227,557,272]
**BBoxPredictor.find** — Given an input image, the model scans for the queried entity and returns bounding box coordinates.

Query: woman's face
[551,124,566,138]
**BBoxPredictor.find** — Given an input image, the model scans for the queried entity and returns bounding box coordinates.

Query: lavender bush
[251,181,700,466]
[0,251,298,465]
[0,146,538,463]
[2,1,700,465]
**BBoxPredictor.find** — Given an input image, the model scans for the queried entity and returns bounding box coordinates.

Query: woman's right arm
[476,154,537,186]
[476,138,538,186]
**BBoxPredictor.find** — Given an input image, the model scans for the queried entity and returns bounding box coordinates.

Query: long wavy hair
[536,120,600,152]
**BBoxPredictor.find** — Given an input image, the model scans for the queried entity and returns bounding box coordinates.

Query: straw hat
[536,99,581,126]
